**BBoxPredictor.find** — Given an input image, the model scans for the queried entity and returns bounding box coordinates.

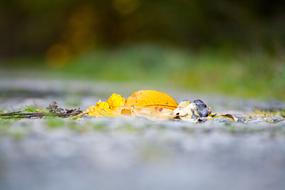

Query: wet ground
[0,79,285,190]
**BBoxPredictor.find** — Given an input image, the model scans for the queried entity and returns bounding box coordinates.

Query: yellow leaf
[125,90,178,110]
[85,101,116,117]
[124,90,178,120]
[85,93,125,117]
[107,93,125,110]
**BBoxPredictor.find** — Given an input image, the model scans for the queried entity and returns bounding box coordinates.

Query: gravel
[0,79,285,190]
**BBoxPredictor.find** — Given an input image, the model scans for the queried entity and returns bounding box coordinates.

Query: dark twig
[47,101,82,118]
[0,112,45,119]
[0,101,82,119]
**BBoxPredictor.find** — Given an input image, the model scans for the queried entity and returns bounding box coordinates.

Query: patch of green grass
[0,114,22,121]
[2,45,285,100]
[8,129,26,141]
[281,110,285,118]
[23,105,42,113]
[67,121,97,133]
[0,119,12,134]
[0,119,28,140]
[92,124,108,132]
[115,124,141,133]
[46,118,65,128]
[223,125,271,135]
[67,122,82,132]
[49,46,285,100]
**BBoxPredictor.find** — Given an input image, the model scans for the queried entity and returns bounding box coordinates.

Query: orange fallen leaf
[125,90,178,109]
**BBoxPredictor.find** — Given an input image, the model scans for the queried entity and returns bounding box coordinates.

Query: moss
[226,125,238,134]
[92,124,108,132]
[46,118,65,128]
[115,124,142,133]
[23,105,42,113]
[0,120,12,135]
[66,121,92,133]
[8,129,26,141]
[280,110,285,118]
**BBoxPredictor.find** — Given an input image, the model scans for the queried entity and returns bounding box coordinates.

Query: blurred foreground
[0,79,285,190]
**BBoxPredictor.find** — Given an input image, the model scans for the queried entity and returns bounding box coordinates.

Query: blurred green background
[0,0,284,100]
